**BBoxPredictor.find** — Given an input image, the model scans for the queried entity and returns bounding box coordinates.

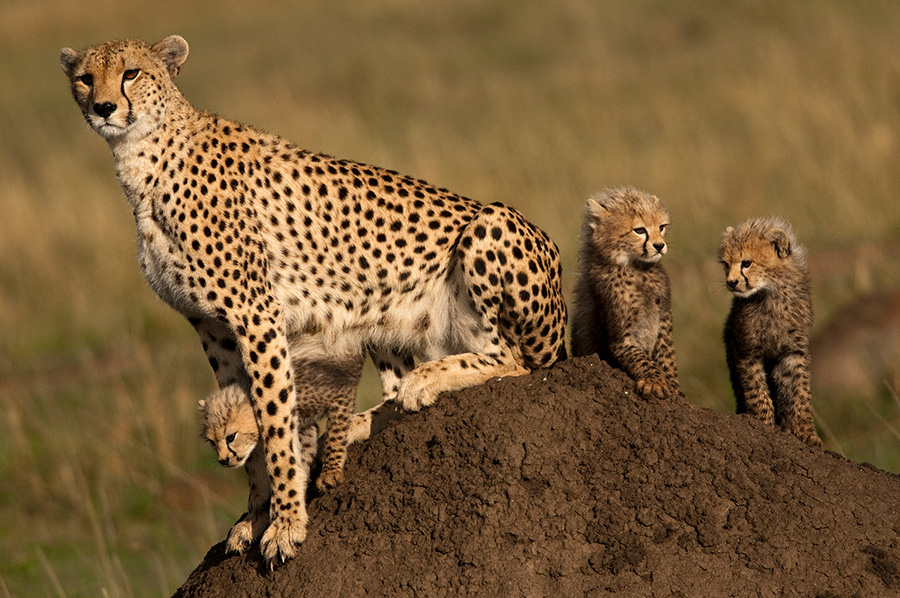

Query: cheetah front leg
[192,318,272,553]
[191,317,250,389]
[732,356,775,426]
[608,334,672,400]
[651,310,684,399]
[229,308,311,565]
[771,352,821,448]
[225,442,270,553]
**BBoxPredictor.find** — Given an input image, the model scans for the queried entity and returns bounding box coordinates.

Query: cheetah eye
[633,227,647,236]
[123,69,140,81]
[226,432,236,444]
[741,260,752,269]
[659,224,668,233]
[78,73,93,86]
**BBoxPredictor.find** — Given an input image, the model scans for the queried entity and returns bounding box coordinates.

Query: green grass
[3,0,900,595]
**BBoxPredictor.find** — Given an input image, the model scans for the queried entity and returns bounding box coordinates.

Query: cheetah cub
[571,187,682,399]
[719,216,821,448]
[61,36,566,563]
[199,382,402,487]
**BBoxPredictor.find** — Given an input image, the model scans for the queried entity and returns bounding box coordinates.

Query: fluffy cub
[571,187,681,399]
[719,216,821,448]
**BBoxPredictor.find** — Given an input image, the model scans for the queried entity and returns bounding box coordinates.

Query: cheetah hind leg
[397,347,529,412]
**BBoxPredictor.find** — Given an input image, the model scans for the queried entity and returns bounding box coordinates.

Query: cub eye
[659,224,668,233]
[123,69,140,81]
[226,433,236,444]
[633,227,647,235]
[741,260,752,269]
[78,74,93,86]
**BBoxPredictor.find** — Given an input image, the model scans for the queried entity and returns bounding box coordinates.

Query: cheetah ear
[197,399,207,411]
[766,227,791,258]
[585,198,607,231]
[152,35,190,78]
[60,47,82,77]
[586,198,607,217]
[724,226,734,236]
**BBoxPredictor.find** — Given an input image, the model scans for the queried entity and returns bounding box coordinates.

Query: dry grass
[2,0,900,595]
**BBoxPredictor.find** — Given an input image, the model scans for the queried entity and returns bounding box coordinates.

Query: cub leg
[772,352,821,447]
[732,356,775,426]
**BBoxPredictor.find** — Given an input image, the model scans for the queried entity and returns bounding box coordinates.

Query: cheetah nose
[93,102,117,118]
[726,279,739,290]
[218,458,229,467]
[653,243,665,253]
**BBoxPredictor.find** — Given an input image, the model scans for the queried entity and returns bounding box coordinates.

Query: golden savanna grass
[2,1,900,595]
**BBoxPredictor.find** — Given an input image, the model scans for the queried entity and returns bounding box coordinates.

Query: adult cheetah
[60,35,567,564]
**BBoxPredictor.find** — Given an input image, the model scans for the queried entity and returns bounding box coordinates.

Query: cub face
[584,187,670,266]
[719,218,795,298]
[198,385,259,468]
[59,36,189,141]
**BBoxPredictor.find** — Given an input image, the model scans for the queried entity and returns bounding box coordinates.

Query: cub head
[198,384,259,468]
[583,187,670,266]
[60,35,189,142]
[718,216,804,298]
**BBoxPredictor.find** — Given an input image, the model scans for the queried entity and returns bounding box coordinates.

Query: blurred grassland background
[2,0,900,596]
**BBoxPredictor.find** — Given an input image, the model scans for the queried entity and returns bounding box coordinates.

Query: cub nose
[653,242,665,253]
[93,102,117,118]
[726,279,739,290]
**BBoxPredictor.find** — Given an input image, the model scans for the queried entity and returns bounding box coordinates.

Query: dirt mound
[174,357,900,597]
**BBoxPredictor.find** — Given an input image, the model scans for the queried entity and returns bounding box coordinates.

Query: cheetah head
[719,216,801,298]
[584,187,670,266]
[60,35,189,142]
[198,384,259,468]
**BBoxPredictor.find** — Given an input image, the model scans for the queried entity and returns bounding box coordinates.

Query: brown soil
[174,357,900,597]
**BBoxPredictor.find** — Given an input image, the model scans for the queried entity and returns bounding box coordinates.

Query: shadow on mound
[174,357,900,597]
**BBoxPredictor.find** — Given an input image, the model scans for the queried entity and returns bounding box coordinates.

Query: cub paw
[225,513,264,554]
[260,512,308,566]
[793,429,823,449]
[315,467,344,493]
[635,375,671,400]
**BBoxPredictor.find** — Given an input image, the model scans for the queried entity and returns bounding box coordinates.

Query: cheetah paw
[260,513,308,566]
[225,514,263,554]
[635,376,670,400]
[794,429,823,449]
[315,467,344,493]
[396,375,438,412]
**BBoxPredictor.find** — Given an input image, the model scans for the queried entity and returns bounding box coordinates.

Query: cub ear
[197,399,207,411]
[766,227,791,258]
[584,198,607,231]
[152,35,190,77]
[585,197,607,218]
[60,47,82,77]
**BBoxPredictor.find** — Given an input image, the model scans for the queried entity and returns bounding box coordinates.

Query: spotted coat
[60,35,567,564]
